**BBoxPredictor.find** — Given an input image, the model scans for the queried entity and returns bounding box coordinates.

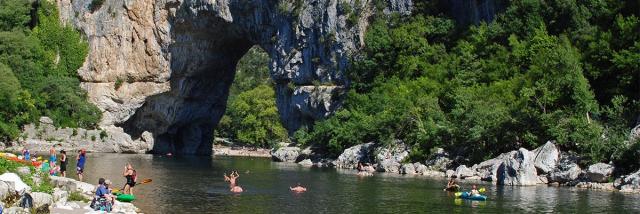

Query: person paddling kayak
[470,185,480,196]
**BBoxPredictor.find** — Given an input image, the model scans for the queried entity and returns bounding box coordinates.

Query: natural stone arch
[57,0,412,155]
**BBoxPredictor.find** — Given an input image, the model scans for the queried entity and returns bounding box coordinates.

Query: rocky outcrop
[586,163,615,183]
[532,141,559,174]
[424,148,452,172]
[13,117,153,153]
[31,192,54,212]
[497,148,538,186]
[271,146,301,163]
[455,165,475,179]
[400,163,415,175]
[56,0,412,155]
[618,170,640,192]
[374,142,410,173]
[334,143,376,169]
[548,153,581,183]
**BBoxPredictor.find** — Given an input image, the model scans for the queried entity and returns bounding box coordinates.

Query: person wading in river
[59,150,67,177]
[123,163,137,195]
[76,149,86,182]
[224,171,243,193]
[289,183,307,193]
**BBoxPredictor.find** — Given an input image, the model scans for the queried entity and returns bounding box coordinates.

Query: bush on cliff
[0,0,100,141]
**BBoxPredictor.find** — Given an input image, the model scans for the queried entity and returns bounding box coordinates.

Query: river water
[62,153,640,213]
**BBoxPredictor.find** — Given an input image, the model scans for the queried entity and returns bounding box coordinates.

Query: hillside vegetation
[0,0,100,142]
[294,0,640,170]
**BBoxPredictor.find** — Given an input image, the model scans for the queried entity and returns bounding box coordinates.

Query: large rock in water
[548,153,581,183]
[586,163,614,183]
[532,141,559,174]
[618,170,640,192]
[455,165,475,179]
[401,163,416,175]
[334,143,376,169]
[271,147,301,163]
[497,148,538,186]
[56,0,412,155]
[374,142,410,173]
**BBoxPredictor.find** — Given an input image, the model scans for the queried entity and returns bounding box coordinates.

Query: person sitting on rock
[91,178,111,210]
[289,183,307,193]
[104,179,115,204]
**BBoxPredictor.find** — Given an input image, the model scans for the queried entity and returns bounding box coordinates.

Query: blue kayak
[457,192,487,201]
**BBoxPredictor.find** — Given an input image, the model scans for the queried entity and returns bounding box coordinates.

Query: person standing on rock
[59,150,67,177]
[77,149,86,182]
[22,149,30,161]
[49,147,57,168]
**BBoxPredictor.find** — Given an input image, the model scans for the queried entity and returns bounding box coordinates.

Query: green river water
[63,153,640,213]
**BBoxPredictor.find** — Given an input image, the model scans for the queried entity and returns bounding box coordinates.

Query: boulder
[586,163,614,183]
[31,192,54,211]
[472,153,510,182]
[53,188,69,203]
[575,182,616,191]
[422,170,446,177]
[414,163,428,174]
[454,165,475,179]
[4,207,29,214]
[401,163,416,175]
[49,176,95,194]
[630,124,640,142]
[532,141,559,174]
[0,173,30,192]
[547,153,581,183]
[424,148,452,172]
[618,170,640,192]
[445,170,455,178]
[497,148,538,186]
[298,159,313,167]
[16,167,31,176]
[112,200,140,214]
[271,147,301,162]
[0,181,13,200]
[377,159,401,173]
[334,143,376,169]
[374,142,409,174]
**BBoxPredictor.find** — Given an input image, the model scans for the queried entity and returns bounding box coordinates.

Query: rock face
[271,147,301,163]
[586,163,614,183]
[16,117,153,153]
[455,165,475,179]
[374,143,409,173]
[334,143,376,169]
[618,170,640,192]
[56,0,412,155]
[548,153,581,183]
[400,163,415,174]
[497,148,538,186]
[532,141,559,174]
[424,148,452,172]
[31,192,54,211]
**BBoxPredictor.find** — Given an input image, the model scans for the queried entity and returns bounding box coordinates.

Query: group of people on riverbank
[21,148,85,181]
[223,170,307,193]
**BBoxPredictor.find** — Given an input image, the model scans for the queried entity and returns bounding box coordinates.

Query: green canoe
[116,193,135,202]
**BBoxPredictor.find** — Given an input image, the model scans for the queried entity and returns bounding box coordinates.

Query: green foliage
[115,78,123,90]
[99,130,108,140]
[216,46,288,147]
[68,191,89,202]
[0,0,31,31]
[297,1,640,165]
[0,1,100,141]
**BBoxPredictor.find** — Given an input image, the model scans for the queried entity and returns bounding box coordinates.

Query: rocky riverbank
[271,141,640,193]
[2,117,153,154]
[0,162,140,213]
[213,144,271,158]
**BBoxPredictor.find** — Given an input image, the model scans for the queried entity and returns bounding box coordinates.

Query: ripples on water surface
[65,154,640,213]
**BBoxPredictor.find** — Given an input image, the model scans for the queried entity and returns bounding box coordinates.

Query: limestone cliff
[56,0,412,155]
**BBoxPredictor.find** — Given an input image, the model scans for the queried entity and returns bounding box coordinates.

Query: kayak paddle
[112,178,153,193]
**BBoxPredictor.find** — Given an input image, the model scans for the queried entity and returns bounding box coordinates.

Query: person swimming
[470,185,480,196]
[289,183,307,192]
[224,171,239,188]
